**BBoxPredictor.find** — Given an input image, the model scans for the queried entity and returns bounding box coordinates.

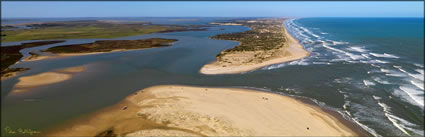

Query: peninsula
[200,18,310,74]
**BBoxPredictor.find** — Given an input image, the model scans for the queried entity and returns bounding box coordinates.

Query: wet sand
[200,23,310,75]
[12,66,85,93]
[46,85,363,136]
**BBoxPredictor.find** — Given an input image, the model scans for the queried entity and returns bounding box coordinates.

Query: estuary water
[1,17,424,136]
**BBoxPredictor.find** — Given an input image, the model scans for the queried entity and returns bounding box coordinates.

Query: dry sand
[46,85,363,136]
[200,24,310,75]
[12,66,85,93]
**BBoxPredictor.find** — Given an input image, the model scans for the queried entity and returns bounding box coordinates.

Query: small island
[42,38,178,54]
[200,18,310,74]
[1,40,65,79]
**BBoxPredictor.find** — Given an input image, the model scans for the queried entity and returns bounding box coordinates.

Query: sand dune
[46,85,364,136]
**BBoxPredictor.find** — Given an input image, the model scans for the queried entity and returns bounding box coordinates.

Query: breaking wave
[370,53,400,59]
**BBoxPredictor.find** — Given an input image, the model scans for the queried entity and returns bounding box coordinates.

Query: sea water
[271,17,424,136]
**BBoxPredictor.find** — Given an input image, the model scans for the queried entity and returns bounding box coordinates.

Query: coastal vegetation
[1,20,206,42]
[1,40,65,79]
[43,38,177,54]
[200,18,310,74]
[211,18,287,63]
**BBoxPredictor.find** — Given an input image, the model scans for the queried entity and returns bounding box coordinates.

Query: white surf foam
[361,54,370,59]
[329,40,350,45]
[345,102,381,137]
[394,65,424,81]
[312,62,331,65]
[415,69,424,75]
[413,63,424,68]
[398,86,424,107]
[375,60,389,64]
[410,80,424,90]
[372,77,392,84]
[348,46,368,53]
[363,80,376,87]
[370,53,400,59]
[374,98,412,136]
[299,26,321,38]
[322,43,363,60]
[407,73,424,81]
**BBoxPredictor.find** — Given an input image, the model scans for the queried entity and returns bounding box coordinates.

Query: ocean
[1,17,424,136]
[277,17,424,136]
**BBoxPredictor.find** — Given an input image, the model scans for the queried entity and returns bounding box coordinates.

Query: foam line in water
[361,54,370,59]
[399,86,424,107]
[394,65,424,81]
[312,62,331,65]
[343,102,381,137]
[407,73,424,81]
[372,77,392,84]
[415,69,424,75]
[328,40,350,45]
[322,43,363,60]
[298,26,321,38]
[410,80,424,90]
[413,63,424,68]
[348,46,368,53]
[370,53,400,59]
[375,60,389,64]
[373,96,412,136]
[363,80,376,87]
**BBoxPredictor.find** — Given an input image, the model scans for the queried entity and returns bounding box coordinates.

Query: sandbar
[200,21,310,75]
[12,66,85,93]
[46,85,364,136]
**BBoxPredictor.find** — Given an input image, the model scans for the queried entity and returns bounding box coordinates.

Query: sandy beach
[46,85,364,136]
[200,22,310,75]
[12,66,85,93]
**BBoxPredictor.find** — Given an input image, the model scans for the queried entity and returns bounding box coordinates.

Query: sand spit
[210,22,242,26]
[46,85,362,136]
[23,55,51,62]
[200,22,310,75]
[12,66,85,93]
[23,48,151,62]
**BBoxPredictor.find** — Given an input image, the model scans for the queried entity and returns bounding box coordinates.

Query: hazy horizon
[2,2,424,18]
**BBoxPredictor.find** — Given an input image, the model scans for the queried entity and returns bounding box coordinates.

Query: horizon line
[2,16,424,19]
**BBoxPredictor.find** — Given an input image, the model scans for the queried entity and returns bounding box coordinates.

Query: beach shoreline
[200,19,310,75]
[45,85,369,136]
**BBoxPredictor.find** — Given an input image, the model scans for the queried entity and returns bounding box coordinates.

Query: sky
[1,2,424,18]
